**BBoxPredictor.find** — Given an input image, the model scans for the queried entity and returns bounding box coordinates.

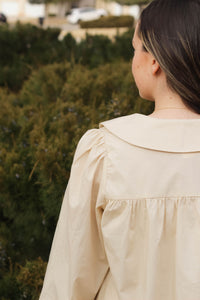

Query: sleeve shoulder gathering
[39,128,109,300]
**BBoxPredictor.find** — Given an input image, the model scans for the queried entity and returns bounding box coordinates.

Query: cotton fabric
[39,113,200,300]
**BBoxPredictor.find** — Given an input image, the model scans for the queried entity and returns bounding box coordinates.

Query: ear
[152,58,160,75]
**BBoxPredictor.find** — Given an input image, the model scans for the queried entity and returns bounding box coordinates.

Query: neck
[152,75,187,110]
[150,96,199,119]
[148,75,200,118]
[155,107,188,111]
[149,107,200,119]
[154,94,187,111]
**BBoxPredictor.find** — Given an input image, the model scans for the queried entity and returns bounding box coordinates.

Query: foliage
[114,29,134,60]
[0,59,153,263]
[0,24,135,91]
[16,257,47,300]
[0,257,21,300]
[80,15,134,28]
[0,23,154,299]
[0,22,62,91]
[77,34,115,67]
[0,64,71,267]
[116,0,149,4]
[0,257,47,300]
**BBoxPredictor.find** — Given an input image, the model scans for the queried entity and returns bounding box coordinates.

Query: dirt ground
[58,27,130,41]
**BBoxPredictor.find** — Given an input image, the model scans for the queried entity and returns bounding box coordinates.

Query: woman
[39,0,200,299]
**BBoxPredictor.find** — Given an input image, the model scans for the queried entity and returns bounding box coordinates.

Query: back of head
[138,0,200,113]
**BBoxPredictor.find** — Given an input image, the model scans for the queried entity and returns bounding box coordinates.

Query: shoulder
[100,113,138,130]
[77,114,137,150]
[77,113,140,155]
[99,113,145,148]
[74,128,106,162]
[74,114,134,161]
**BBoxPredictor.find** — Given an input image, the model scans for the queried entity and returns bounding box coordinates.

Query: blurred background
[0,0,153,299]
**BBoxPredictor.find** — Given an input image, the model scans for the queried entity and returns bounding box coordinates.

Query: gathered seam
[104,195,200,202]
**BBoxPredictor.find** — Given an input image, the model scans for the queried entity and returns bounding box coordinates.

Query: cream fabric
[39,113,200,300]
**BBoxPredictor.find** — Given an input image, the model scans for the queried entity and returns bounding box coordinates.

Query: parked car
[67,7,107,24]
[0,13,7,23]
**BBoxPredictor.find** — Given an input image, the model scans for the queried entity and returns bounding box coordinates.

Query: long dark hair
[138,0,200,113]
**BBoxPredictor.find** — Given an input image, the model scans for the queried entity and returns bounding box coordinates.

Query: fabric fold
[40,113,200,300]
[39,129,109,300]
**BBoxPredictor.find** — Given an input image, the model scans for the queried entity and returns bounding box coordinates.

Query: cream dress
[39,113,200,300]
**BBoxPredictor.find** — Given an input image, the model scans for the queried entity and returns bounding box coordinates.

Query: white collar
[100,113,200,153]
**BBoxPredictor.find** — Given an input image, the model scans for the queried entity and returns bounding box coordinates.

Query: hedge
[80,15,134,28]
[0,23,134,91]
[0,22,154,299]
[0,61,154,299]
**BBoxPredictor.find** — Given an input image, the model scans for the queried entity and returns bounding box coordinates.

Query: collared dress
[39,113,200,300]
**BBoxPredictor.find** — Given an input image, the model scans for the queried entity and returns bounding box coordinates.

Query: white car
[67,7,108,24]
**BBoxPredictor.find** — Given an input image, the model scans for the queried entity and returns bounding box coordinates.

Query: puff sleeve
[39,129,109,300]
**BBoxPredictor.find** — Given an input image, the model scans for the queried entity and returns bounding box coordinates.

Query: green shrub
[0,23,135,91]
[0,274,21,300]
[80,15,134,28]
[0,258,21,300]
[0,24,154,299]
[16,257,47,300]
[0,61,153,267]
[48,13,57,17]
[0,23,64,91]
[0,22,62,67]
[0,64,71,267]
[0,257,47,300]
[113,28,134,60]
[77,34,114,67]
[117,0,149,4]
[62,33,78,63]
